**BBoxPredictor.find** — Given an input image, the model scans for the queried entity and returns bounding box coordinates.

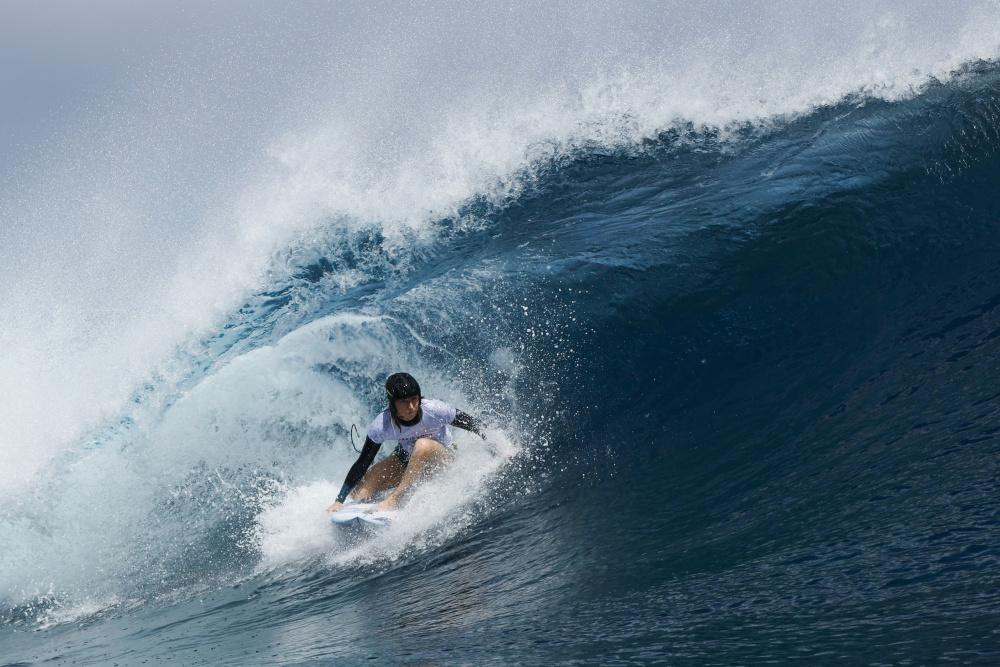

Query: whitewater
[3,1,1000,664]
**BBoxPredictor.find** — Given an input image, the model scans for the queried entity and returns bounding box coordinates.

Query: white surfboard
[329,503,397,528]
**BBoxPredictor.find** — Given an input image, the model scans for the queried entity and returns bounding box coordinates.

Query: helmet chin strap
[397,411,421,427]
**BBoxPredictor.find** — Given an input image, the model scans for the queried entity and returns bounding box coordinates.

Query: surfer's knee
[411,437,445,459]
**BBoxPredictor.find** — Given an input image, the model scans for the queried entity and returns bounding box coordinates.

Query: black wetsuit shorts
[393,443,411,466]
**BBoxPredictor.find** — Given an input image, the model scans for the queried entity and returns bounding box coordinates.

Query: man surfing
[326,372,486,514]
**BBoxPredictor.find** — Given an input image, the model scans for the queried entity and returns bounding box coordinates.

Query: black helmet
[385,372,421,402]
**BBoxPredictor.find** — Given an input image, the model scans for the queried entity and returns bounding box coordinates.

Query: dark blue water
[5,62,1000,665]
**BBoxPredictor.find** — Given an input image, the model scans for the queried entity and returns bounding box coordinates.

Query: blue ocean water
[3,11,1000,664]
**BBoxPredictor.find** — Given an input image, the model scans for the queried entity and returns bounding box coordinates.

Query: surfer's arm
[452,410,486,439]
[329,436,381,510]
[452,410,510,459]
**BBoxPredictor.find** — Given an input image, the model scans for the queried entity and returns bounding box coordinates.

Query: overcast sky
[2,0,995,173]
[0,1,240,155]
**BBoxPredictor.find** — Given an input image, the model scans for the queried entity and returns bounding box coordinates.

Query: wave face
[3,2,1000,664]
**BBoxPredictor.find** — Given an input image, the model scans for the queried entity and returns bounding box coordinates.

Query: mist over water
[2,1,1000,664]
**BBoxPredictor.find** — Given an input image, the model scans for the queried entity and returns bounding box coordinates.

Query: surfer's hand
[326,501,343,513]
[374,498,396,512]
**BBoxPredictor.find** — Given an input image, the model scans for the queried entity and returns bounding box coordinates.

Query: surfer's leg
[350,455,405,503]
[376,437,451,510]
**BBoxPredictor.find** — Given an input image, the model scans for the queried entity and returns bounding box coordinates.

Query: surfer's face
[394,395,420,421]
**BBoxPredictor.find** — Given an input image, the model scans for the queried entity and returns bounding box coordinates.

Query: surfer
[326,372,487,513]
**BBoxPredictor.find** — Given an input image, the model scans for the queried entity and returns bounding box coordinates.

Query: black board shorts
[392,440,456,467]
[393,444,411,467]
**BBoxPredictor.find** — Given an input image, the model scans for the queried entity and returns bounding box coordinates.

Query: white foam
[254,430,519,572]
